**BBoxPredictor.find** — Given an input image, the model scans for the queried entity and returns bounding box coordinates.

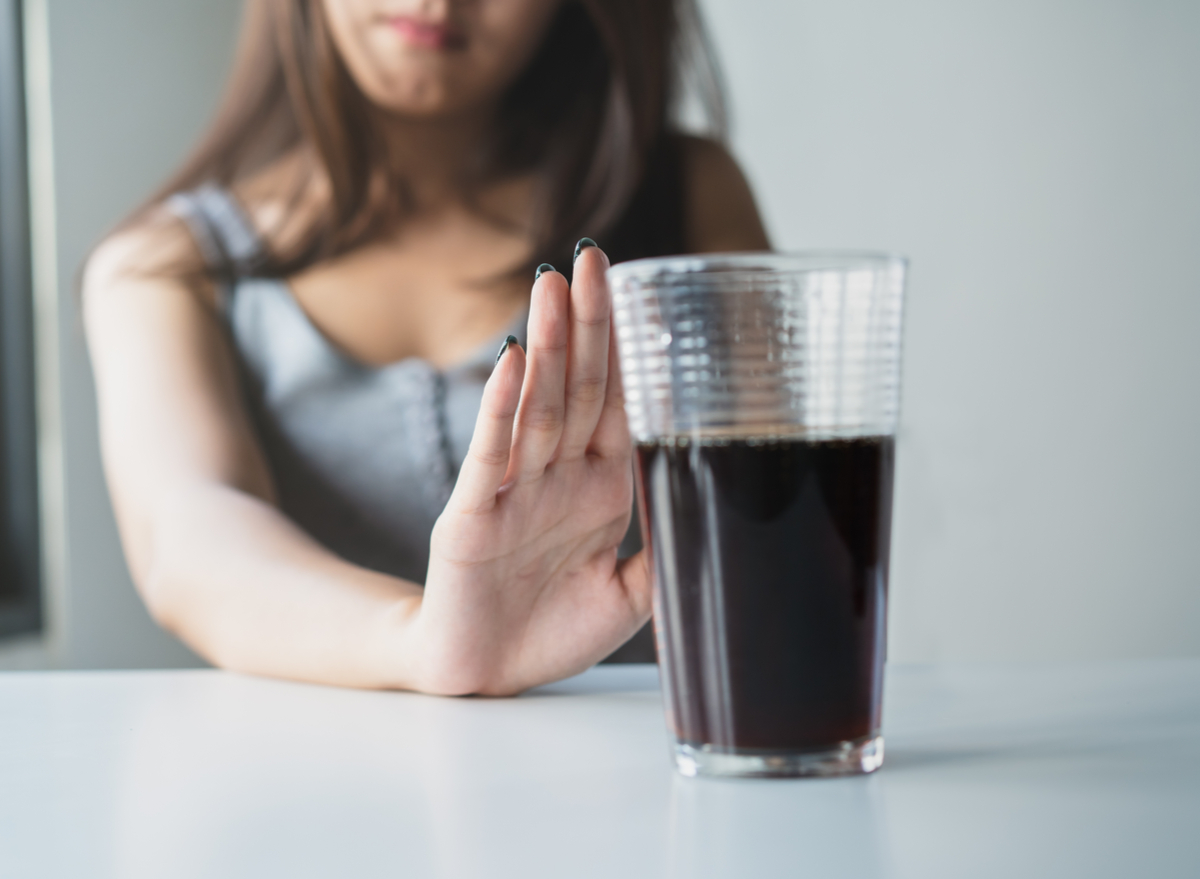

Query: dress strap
[166,183,265,309]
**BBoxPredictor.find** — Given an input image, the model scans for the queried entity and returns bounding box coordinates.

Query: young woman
[83,0,769,694]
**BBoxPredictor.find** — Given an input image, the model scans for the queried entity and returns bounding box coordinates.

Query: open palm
[415,245,652,696]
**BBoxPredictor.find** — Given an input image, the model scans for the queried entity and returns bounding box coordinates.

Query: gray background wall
[707,0,1200,663]
[3,0,1197,669]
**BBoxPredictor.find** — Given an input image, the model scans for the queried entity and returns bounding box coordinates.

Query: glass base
[673,734,884,779]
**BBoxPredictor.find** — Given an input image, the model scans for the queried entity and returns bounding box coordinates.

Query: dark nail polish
[535,263,555,280]
[573,238,597,262]
[495,334,519,364]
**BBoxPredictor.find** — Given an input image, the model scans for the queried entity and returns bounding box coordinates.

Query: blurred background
[1,0,1197,670]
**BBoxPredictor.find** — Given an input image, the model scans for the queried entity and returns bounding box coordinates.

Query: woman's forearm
[142,481,424,689]
[84,234,428,691]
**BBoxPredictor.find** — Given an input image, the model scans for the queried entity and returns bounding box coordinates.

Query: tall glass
[608,252,906,778]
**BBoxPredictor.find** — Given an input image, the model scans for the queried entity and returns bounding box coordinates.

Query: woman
[84,0,769,694]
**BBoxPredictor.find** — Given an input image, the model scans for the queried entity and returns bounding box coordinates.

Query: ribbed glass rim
[606,250,908,286]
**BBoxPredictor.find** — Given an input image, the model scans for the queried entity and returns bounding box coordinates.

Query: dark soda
[634,435,894,752]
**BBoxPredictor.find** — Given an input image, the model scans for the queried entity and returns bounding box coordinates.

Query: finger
[588,309,632,458]
[558,243,612,460]
[449,337,526,513]
[510,267,569,479]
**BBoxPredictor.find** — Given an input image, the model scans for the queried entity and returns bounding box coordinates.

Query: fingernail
[495,334,519,364]
[535,263,554,280]
[573,238,597,262]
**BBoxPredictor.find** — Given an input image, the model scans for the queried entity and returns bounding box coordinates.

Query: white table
[2,661,1197,878]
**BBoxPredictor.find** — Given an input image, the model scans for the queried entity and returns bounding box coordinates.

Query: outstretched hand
[414,244,651,695]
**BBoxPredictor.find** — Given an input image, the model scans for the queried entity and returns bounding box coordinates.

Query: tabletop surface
[2,660,1198,879]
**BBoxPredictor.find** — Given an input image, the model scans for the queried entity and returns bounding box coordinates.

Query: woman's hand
[414,245,652,696]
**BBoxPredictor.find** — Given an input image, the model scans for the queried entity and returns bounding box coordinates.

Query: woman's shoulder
[87,150,324,305]
[83,207,219,313]
[675,134,771,253]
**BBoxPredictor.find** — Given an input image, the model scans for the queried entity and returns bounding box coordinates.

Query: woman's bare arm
[84,218,425,689]
[85,221,653,695]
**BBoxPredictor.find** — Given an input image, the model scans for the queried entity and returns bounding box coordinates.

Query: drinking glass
[608,252,907,778]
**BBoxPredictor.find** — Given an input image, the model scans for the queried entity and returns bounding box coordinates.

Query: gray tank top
[169,185,527,584]
[168,184,654,662]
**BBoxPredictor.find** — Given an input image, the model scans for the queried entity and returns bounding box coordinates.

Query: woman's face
[322,0,563,117]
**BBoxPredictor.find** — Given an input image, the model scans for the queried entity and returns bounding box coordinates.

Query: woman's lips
[387,17,466,50]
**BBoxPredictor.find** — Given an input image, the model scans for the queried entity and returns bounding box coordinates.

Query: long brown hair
[138,0,725,277]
